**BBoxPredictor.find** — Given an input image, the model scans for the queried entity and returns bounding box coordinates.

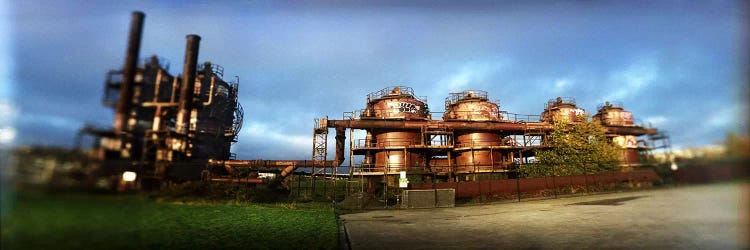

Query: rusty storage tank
[592,101,634,126]
[362,86,428,172]
[443,90,504,173]
[593,102,639,166]
[541,97,585,123]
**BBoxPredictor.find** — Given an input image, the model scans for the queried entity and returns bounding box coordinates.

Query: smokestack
[176,34,201,135]
[114,11,145,134]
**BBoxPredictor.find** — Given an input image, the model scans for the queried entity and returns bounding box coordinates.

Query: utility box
[401,189,455,209]
[435,189,455,208]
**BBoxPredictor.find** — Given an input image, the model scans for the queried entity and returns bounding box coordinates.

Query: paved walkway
[340,183,748,249]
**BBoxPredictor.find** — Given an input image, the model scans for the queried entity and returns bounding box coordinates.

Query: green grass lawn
[0,191,338,249]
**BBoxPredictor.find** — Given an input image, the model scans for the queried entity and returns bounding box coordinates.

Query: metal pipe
[335,127,346,166]
[114,11,145,134]
[327,119,538,132]
[201,76,215,106]
[176,34,201,135]
[326,119,655,136]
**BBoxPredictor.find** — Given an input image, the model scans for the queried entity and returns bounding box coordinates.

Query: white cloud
[553,78,573,93]
[438,60,510,92]
[604,56,658,101]
[0,101,16,127]
[644,115,668,127]
[0,127,15,146]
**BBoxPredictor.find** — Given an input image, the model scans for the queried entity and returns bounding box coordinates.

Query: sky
[1,1,748,161]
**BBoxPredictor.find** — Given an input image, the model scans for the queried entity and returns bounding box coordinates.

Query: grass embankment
[0,192,338,249]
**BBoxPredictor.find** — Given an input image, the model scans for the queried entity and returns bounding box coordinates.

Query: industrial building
[312,87,668,193]
[80,11,670,197]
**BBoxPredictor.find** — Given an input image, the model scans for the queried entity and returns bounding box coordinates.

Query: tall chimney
[176,34,201,135]
[114,11,145,134]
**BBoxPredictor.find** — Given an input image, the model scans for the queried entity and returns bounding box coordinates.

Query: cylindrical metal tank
[362,86,429,120]
[596,102,639,167]
[444,90,504,173]
[612,135,640,166]
[192,62,238,160]
[363,86,428,172]
[541,97,585,123]
[373,131,424,172]
[593,102,635,126]
[443,90,500,121]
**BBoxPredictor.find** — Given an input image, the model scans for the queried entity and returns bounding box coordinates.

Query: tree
[528,114,621,177]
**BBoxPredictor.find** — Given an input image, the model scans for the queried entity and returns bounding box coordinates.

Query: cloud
[553,78,573,93]
[438,60,509,92]
[0,127,15,147]
[7,1,747,154]
[241,121,311,152]
[604,56,659,101]
[644,116,668,127]
[706,105,736,128]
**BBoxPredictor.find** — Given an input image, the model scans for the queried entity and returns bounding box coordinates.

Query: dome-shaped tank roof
[443,90,501,121]
[362,86,429,120]
[593,101,634,126]
[541,97,585,123]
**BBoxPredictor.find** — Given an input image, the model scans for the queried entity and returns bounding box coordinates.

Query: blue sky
[1,1,748,161]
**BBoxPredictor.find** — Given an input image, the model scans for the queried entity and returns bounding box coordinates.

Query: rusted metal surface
[593,102,635,126]
[362,86,429,120]
[327,119,542,132]
[370,130,423,171]
[114,11,145,134]
[445,90,505,172]
[327,119,655,136]
[335,127,346,166]
[453,132,504,172]
[360,87,430,172]
[443,90,501,121]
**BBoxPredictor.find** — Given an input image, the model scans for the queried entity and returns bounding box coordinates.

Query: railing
[360,108,430,119]
[444,90,490,108]
[366,86,428,104]
[199,63,224,77]
[545,97,576,109]
[354,139,421,149]
[596,101,624,112]
[600,119,636,127]
[454,138,510,148]
[504,112,542,122]
[443,110,502,121]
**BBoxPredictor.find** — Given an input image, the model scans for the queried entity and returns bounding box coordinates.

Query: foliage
[529,114,621,177]
[1,192,338,250]
[150,181,297,203]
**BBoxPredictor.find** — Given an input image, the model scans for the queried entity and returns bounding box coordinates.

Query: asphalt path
[340,182,748,249]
